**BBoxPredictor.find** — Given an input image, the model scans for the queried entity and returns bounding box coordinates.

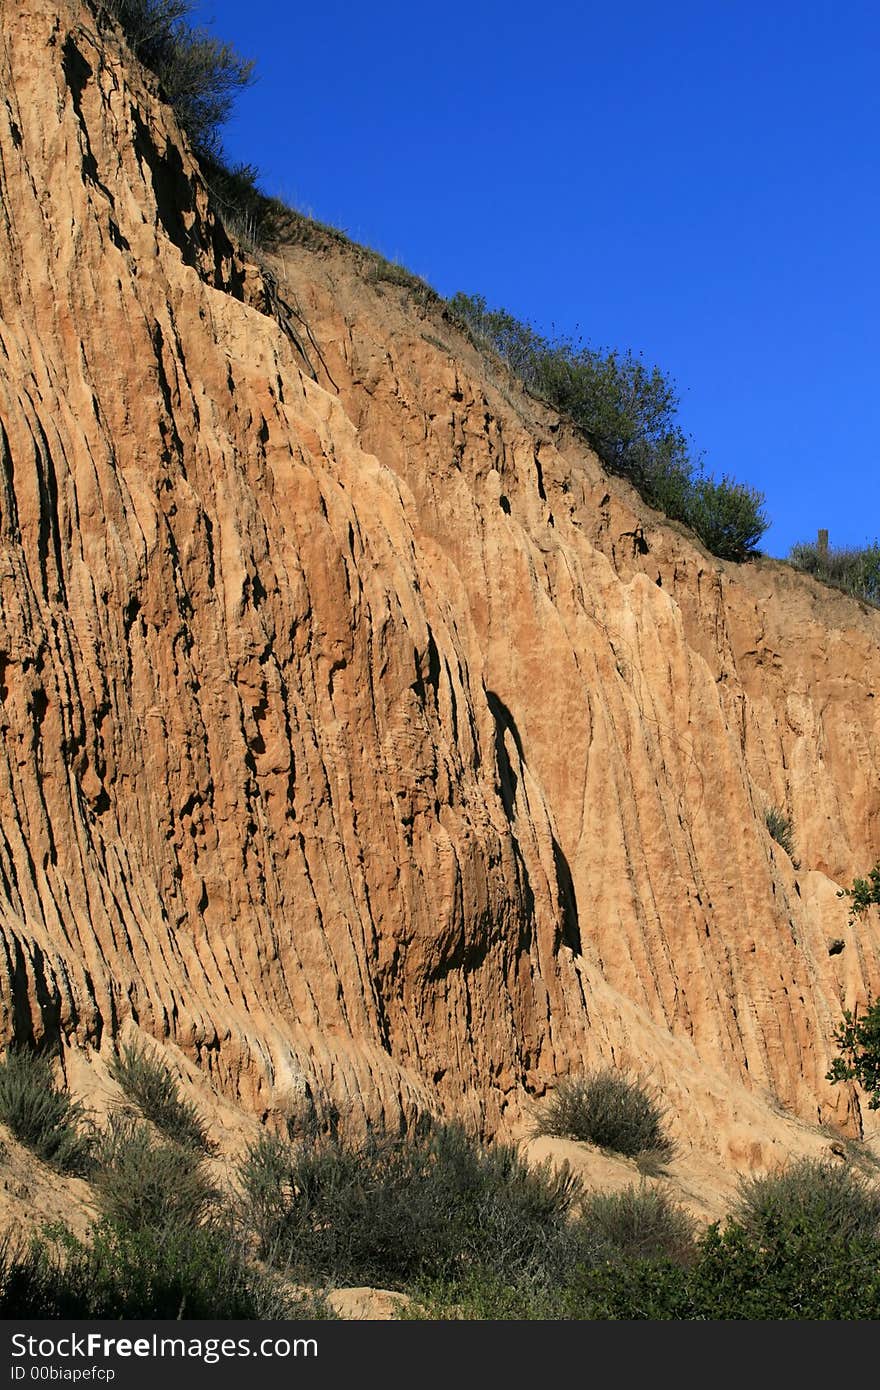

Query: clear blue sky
[193,1,879,558]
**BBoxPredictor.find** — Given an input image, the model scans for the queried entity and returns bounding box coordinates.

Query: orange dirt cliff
[1,0,879,1182]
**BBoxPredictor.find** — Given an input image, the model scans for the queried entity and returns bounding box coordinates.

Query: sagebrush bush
[109,1040,214,1152]
[0,1051,95,1175]
[579,1184,696,1264]
[0,1221,329,1319]
[94,1114,217,1230]
[536,1068,673,1159]
[239,1120,593,1290]
[237,1131,297,1257]
[733,1157,880,1244]
[686,475,768,561]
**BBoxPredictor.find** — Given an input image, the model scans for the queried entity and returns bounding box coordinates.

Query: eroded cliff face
[1,0,879,1169]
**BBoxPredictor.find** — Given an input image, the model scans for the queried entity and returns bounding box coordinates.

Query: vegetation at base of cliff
[410,1222,880,1320]
[788,537,880,607]
[94,1114,219,1229]
[578,1185,695,1264]
[237,1120,600,1288]
[109,1038,215,1153]
[0,1221,328,1320]
[3,1052,880,1319]
[0,1050,95,1176]
[534,1068,673,1161]
[447,293,768,562]
[408,1158,880,1320]
[0,1047,332,1318]
[734,1155,880,1241]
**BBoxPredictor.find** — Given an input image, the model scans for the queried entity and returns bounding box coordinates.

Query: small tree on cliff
[838,861,880,924]
[827,1004,880,1110]
[827,861,880,1109]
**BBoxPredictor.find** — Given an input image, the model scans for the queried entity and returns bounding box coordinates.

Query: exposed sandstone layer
[1,0,879,1176]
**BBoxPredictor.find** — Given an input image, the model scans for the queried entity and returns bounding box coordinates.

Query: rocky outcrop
[1,0,879,1172]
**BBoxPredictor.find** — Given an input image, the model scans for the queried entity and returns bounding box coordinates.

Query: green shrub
[579,1184,696,1264]
[572,1219,880,1319]
[733,1156,880,1243]
[536,1068,673,1160]
[827,1002,880,1110]
[0,1220,329,1319]
[412,1215,880,1320]
[94,1114,217,1230]
[685,1218,880,1319]
[788,539,880,607]
[448,294,692,492]
[838,861,880,922]
[0,1051,95,1175]
[237,1131,297,1258]
[686,475,768,561]
[555,1255,693,1320]
[827,867,880,1108]
[109,1039,214,1153]
[446,293,768,561]
[239,1120,592,1290]
[765,805,797,861]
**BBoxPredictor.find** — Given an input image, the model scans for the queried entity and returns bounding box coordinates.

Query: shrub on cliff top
[447,292,768,561]
[788,538,880,607]
[99,0,253,160]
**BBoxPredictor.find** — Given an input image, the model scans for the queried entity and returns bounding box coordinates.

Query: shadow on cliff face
[3,932,66,1052]
[131,109,200,261]
[131,110,244,296]
[61,37,107,196]
[486,690,581,956]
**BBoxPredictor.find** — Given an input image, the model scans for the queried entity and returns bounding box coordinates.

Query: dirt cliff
[1,0,879,1177]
